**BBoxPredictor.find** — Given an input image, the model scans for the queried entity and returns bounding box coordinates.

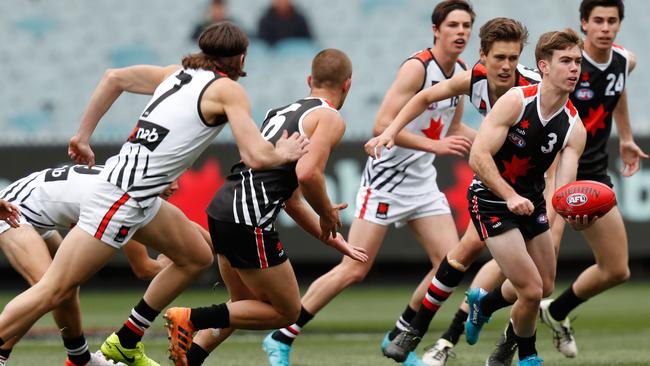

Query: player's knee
[542,281,555,298]
[343,264,370,284]
[606,265,630,285]
[518,280,543,304]
[277,302,301,326]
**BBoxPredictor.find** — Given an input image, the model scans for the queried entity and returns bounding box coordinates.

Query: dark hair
[182,21,248,79]
[431,0,476,28]
[479,18,528,55]
[535,28,583,64]
[311,49,352,89]
[580,0,624,22]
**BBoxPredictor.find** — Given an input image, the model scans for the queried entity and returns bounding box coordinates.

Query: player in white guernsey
[259,2,474,366]
[0,166,191,366]
[0,22,306,366]
[366,18,542,365]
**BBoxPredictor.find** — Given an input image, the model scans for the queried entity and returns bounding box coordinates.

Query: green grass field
[2,282,650,365]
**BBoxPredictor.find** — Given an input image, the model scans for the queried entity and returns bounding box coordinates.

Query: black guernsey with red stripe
[469,62,540,116]
[570,46,629,183]
[468,84,578,241]
[207,97,332,230]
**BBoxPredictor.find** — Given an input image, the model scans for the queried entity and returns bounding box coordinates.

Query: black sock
[0,347,12,361]
[0,338,4,347]
[63,334,90,366]
[548,285,585,321]
[189,303,230,330]
[186,342,210,366]
[272,306,314,345]
[481,285,513,316]
[116,298,160,349]
[388,305,417,340]
[514,329,537,360]
[440,308,468,345]
[410,257,466,335]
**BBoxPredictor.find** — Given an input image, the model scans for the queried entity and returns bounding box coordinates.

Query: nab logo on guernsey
[376,202,390,219]
[567,193,588,206]
[537,212,548,224]
[127,120,170,151]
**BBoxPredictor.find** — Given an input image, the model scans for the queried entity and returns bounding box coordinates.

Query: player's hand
[364,133,395,159]
[68,135,96,167]
[275,130,309,163]
[620,140,648,176]
[0,199,20,228]
[326,233,369,262]
[506,195,534,216]
[319,202,347,241]
[430,135,472,157]
[565,214,597,231]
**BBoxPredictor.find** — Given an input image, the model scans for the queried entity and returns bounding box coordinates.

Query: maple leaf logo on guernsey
[583,104,609,137]
[501,155,533,184]
[489,216,500,224]
[519,120,529,129]
[421,116,444,140]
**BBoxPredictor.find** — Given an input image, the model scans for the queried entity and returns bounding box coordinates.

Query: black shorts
[468,187,549,242]
[576,171,614,188]
[208,217,288,269]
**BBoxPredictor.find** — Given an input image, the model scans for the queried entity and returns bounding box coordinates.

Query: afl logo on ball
[566,193,588,206]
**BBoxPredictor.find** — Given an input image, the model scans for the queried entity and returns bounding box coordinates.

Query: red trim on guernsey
[323,98,336,109]
[255,227,268,268]
[94,193,130,240]
[565,99,578,117]
[521,84,539,98]
[358,187,372,219]
[125,320,144,336]
[473,63,487,77]
[415,49,433,63]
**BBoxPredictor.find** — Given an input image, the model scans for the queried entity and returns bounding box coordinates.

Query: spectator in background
[257,0,313,46]
[191,0,232,41]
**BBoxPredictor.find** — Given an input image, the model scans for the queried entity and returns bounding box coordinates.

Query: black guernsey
[570,45,629,178]
[207,97,337,231]
[471,84,579,202]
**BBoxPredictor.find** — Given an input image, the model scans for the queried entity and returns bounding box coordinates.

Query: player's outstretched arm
[295,109,346,241]
[284,190,368,262]
[123,240,172,280]
[612,88,649,176]
[469,89,532,216]
[216,79,307,169]
[366,70,471,156]
[70,65,181,166]
[0,199,20,228]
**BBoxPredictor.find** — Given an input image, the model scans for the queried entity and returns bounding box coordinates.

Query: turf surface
[2,282,649,365]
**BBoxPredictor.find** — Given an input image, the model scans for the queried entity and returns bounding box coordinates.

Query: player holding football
[366,17,540,365]
[484,0,648,362]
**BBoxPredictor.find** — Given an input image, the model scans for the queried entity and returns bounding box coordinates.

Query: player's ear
[307,75,313,89]
[343,78,352,93]
[537,58,549,75]
[580,18,588,34]
[479,48,487,64]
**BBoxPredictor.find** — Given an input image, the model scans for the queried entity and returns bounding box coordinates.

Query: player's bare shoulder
[302,105,345,139]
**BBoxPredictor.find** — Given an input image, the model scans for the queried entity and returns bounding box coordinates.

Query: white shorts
[354,186,451,228]
[77,179,161,249]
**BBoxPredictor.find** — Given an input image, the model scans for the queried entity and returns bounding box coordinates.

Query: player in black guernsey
[366,18,541,365]
[530,0,649,360]
[163,49,368,366]
[461,30,590,366]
